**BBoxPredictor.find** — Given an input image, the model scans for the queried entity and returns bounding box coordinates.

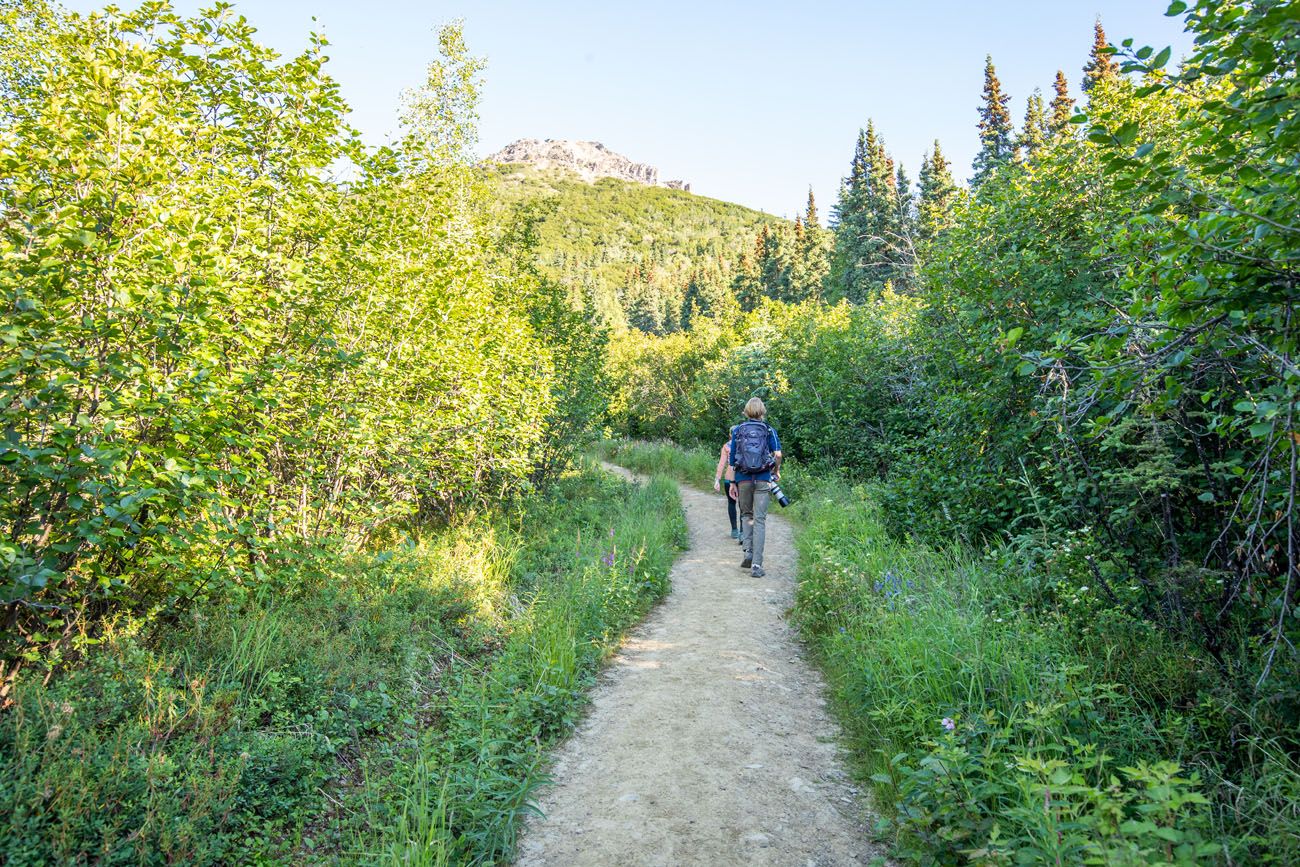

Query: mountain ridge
[487,138,690,191]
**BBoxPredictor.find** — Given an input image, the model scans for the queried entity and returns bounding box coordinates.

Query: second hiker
[730,397,782,578]
[714,436,740,540]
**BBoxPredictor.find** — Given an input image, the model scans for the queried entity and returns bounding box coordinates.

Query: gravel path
[515,466,887,866]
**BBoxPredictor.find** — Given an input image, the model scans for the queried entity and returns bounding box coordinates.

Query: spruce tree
[830,128,871,300]
[681,262,735,329]
[732,246,762,313]
[623,279,663,334]
[893,163,917,289]
[917,140,958,242]
[831,120,913,301]
[755,225,792,303]
[1082,18,1119,92]
[867,125,900,280]
[1020,89,1049,158]
[793,189,831,301]
[1049,70,1074,134]
[972,55,1016,186]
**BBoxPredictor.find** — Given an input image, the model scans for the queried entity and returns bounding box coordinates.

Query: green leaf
[1152,46,1172,69]
[1114,122,1140,146]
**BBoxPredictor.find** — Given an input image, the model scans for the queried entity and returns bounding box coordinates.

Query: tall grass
[593,438,717,482]
[0,466,686,866]
[791,482,1295,864]
[369,471,685,864]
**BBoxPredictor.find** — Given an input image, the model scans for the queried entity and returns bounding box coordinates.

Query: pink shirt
[716,442,735,483]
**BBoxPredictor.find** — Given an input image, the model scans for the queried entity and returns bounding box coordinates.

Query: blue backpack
[734,421,774,474]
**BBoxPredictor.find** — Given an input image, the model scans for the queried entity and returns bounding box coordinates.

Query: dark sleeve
[769,428,781,453]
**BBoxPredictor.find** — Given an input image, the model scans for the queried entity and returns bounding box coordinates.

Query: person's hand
[713,479,720,493]
[728,484,738,501]
[773,470,781,482]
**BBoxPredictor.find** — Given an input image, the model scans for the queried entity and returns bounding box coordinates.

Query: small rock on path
[514,465,888,866]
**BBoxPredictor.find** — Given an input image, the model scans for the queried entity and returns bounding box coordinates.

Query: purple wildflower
[941,717,956,732]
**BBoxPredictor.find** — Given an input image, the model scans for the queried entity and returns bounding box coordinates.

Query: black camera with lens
[769,481,790,508]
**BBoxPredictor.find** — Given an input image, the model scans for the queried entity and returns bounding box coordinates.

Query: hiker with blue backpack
[730,397,782,578]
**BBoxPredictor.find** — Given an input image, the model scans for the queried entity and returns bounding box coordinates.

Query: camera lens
[770,482,791,508]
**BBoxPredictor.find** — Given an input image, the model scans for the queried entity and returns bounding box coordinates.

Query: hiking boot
[740,556,752,569]
[751,565,765,578]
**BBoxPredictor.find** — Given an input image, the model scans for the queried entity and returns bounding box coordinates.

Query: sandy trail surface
[515,466,886,866]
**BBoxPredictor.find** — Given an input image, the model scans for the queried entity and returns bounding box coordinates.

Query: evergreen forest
[1,0,1298,864]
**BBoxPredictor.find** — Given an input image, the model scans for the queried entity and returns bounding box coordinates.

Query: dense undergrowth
[0,466,685,865]
[599,440,1300,864]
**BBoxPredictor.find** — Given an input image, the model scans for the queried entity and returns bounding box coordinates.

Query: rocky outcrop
[488,139,689,191]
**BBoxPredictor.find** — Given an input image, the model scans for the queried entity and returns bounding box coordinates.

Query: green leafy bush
[0,3,601,680]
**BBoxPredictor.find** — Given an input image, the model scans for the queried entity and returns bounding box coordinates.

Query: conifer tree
[731,249,762,313]
[1082,18,1119,92]
[1020,89,1049,158]
[868,126,900,273]
[917,140,958,242]
[831,128,871,300]
[1049,70,1074,134]
[792,190,831,301]
[893,162,917,289]
[623,279,663,334]
[757,223,793,301]
[972,55,1016,186]
[681,263,735,329]
[831,120,911,300]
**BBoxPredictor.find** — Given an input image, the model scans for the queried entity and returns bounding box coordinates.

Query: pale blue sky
[63,1,1194,216]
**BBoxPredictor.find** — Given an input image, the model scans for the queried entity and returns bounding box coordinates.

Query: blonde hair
[743,397,766,420]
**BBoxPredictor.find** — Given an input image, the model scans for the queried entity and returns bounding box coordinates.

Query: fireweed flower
[941,717,956,732]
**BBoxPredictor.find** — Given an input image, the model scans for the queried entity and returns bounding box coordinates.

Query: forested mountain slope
[486,164,779,331]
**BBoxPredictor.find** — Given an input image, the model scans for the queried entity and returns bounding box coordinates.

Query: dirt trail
[515,466,886,866]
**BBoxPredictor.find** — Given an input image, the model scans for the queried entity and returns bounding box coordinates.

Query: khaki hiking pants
[737,480,771,568]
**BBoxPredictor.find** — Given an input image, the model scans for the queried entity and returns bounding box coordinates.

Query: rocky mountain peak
[487,138,689,192]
